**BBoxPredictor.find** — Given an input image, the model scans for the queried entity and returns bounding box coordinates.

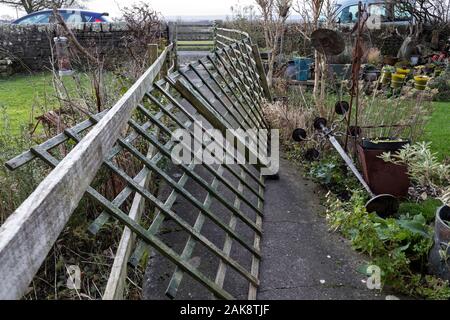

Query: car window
[369,3,388,22]
[17,12,51,24]
[63,12,83,23]
[339,5,359,23]
[394,5,412,21]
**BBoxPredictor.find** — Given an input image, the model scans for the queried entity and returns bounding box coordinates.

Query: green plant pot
[381,71,392,84]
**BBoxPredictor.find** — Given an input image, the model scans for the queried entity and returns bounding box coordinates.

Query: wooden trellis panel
[1,34,271,300]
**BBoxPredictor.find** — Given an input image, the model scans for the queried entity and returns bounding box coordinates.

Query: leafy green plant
[440,189,450,208]
[380,142,450,194]
[398,199,443,223]
[308,156,361,199]
[325,190,449,299]
[428,73,450,102]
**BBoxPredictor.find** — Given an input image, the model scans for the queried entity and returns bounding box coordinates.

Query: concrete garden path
[257,156,383,300]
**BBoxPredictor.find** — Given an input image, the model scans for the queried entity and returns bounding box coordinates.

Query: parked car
[333,0,413,28]
[12,9,110,24]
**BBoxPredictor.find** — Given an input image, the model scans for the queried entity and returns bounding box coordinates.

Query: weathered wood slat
[205,56,261,131]
[248,174,264,300]
[153,82,264,188]
[0,44,172,300]
[177,68,263,153]
[127,118,263,233]
[2,29,269,301]
[251,44,273,102]
[5,109,109,170]
[214,169,246,291]
[102,127,159,300]
[102,159,260,285]
[144,94,263,201]
[165,165,226,298]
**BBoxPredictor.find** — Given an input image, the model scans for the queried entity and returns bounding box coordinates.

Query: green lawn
[0,72,54,134]
[424,101,450,160]
[0,72,91,135]
[0,73,448,160]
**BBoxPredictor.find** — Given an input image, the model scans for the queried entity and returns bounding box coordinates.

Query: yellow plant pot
[414,84,427,90]
[414,75,429,86]
[391,73,406,88]
[396,68,410,75]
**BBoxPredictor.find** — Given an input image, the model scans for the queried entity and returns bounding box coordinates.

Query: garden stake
[344,2,368,153]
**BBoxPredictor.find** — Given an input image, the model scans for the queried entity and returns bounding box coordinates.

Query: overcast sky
[0,0,257,19]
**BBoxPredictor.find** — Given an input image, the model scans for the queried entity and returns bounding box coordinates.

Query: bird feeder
[54,37,74,77]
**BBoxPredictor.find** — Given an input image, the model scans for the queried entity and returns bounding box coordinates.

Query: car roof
[335,0,413,7]
[24,9,105,14]
[335,0,380,7]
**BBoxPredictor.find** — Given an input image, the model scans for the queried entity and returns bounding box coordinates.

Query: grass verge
[424,102,450,160]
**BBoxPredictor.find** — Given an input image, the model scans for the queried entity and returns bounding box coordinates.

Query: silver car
[334,0,413,27]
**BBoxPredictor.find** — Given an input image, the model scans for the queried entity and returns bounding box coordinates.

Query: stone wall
[0,56,14,77]
[0,22,168,76]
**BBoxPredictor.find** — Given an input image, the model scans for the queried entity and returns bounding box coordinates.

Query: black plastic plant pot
[313,118,327,131]
[292,128,307,142]
[335,101,350,115]
[348,126,362,138]
[429,205,450,281]
[361,138,410,151]
[304,148,320,162]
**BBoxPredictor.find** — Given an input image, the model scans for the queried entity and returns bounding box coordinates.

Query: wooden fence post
[251,44,272,102]
[0,45,172,300]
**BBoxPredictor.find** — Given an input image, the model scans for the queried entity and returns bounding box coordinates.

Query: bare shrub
[254,0,293,86]
[119,2,164,81]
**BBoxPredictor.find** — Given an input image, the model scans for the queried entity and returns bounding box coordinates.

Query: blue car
[12,9,111,24]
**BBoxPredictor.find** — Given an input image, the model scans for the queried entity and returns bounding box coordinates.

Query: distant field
[177,40,215,51]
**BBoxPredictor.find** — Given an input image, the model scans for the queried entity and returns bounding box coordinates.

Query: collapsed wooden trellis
[0,29,272,300]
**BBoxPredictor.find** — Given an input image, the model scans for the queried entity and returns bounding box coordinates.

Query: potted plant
[362,64,380,82]
[414,75,430,90]
[391,73,406,88]
[357,138,411,198]
[380,65,395,84]
[380,143,450,279]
